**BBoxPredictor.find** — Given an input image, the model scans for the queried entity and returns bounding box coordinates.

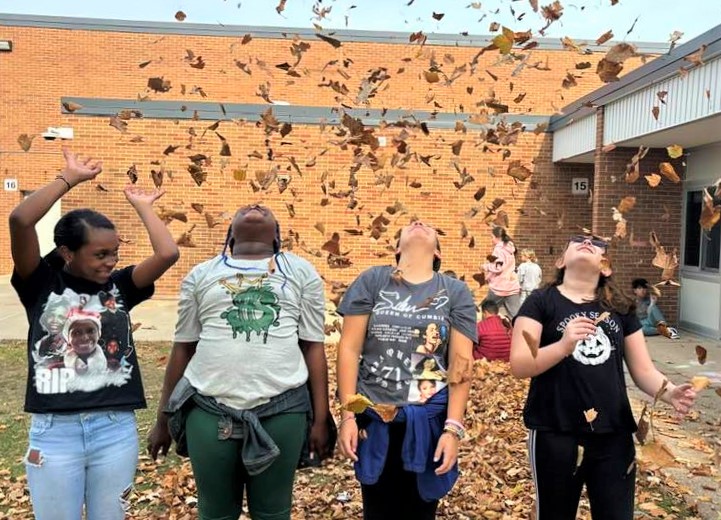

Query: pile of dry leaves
[0,351,700,519]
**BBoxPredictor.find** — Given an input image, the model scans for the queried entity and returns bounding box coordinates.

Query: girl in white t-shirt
[148,205,331,520]
[517,249,543,304]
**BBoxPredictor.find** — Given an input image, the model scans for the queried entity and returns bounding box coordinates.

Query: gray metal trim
[550,24,721,130]
[60,97,552,129]
[0,13,670,52]
[678,320,720,340]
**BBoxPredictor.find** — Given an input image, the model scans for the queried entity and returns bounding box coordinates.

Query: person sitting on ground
[473,300,512,362]
[631,278,680,339]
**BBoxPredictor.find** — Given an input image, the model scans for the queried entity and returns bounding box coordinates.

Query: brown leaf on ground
[695,345,707,365]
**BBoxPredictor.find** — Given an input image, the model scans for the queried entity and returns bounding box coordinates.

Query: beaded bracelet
[55,175,72,192]
[442,424,465,440]
[444,418,464,430]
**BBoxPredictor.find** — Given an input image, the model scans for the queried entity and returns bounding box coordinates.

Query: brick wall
[0,22,653,298]
[592,109,683,321]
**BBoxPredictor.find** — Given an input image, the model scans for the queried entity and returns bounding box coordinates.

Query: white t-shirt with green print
[174,253,325,410]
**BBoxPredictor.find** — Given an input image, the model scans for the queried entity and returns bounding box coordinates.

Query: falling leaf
[594,311,610,325]
[522,330,539,358]
[315,33,342,48]
[584,408,598,429]
[691,376,710,391]
[575,445,585,473]
[695,345,707,365]
[636,405,650,444]
[617,196,636,213]
[423,70,440,83]
[126,164,139,184]
[651,106,660,120]
[151,169,163,188]
[372,404,398,422]
[191,203,204,213]
[109,116,128,133]
[645,174,661,187]
[666,145,683,159]
[658,162,680,183]
[342,394,374,414]
[174,10,187,21]
[17,134,34,152]
[176,225,197,247]
[474,186,486,201]
[147,77,172,93]
[62,101,84,113]
[492,26,515,54]
[432,12,445,20]
[507,161,532,181]
[595,30,614,46]
[651,379,669,406]
[684,44,707,66]
[700,188,721,230]
[276,0,287,14]
[232,168,247,181]
[451,140,464,155]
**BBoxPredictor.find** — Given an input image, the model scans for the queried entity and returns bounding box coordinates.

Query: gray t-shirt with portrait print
[337,266,478,407]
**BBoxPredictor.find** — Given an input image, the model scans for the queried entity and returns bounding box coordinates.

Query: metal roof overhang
[551,24,721,162]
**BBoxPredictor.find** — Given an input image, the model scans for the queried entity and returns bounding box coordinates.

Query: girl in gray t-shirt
[337,220,477,519]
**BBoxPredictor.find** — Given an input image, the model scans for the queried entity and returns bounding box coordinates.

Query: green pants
[185,406,307,520]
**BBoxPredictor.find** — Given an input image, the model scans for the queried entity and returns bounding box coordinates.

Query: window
[684,189,720,271]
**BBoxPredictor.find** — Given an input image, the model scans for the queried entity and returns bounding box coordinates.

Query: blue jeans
[639,305,666,336]
[25,411,139,520]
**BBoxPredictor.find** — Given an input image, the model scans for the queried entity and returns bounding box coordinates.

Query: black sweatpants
[528,430,636,520]
[361,423,439,520]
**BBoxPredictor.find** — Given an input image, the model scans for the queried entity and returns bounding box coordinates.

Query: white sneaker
[667,327,680,340]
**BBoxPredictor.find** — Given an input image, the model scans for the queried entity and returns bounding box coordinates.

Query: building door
[25,195,61,256]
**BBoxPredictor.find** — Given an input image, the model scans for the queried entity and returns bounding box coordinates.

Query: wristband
[442,425,465,440]
[444,418,464,430]
[55,175,72,192]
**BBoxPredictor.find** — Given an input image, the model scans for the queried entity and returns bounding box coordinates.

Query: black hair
[442,270,457,279]
[394,237,442,272]
[45,209,115,268]
[492,226,512,244]
[631,278,649,290]
[481,300,500,314]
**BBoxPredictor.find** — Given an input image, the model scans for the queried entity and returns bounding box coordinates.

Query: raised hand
[123,185,166,208]
[61,146,103,186]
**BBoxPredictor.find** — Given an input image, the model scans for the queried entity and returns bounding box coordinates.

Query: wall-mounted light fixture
[0,40,12,52]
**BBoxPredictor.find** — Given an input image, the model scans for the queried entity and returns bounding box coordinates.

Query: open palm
[62,147,103,184]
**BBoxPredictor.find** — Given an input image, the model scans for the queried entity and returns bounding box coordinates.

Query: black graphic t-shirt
[11,260,153,413]
[516,286,641,434]
[338,266,477,407]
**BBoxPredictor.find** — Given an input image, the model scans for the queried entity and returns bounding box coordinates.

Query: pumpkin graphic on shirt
[572,325,613,366]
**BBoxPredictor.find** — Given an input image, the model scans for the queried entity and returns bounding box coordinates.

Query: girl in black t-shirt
[510,234,696,520]
[9,147,179,519]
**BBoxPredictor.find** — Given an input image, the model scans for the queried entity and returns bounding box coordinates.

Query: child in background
[631,278,680,339]
[518,249,542,304]
[473,300,512,362]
